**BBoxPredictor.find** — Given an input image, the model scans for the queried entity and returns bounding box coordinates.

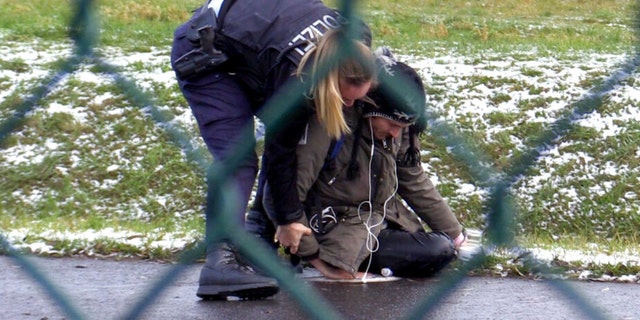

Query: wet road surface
[1,256,638,320]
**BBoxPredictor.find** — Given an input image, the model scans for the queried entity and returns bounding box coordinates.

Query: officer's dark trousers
[367,229,456,278]
[171,34,258,242]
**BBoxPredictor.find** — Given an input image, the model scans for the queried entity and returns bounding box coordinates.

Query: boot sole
[197,283,279,300]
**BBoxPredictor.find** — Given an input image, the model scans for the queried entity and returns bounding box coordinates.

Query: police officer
[170,0,376,300]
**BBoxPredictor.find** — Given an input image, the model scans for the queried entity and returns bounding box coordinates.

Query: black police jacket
[216,0,342,224]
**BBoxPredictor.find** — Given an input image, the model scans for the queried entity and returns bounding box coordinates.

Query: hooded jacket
[294,106,463,274]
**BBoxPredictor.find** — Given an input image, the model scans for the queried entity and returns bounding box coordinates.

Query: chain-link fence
[1,0,639,319]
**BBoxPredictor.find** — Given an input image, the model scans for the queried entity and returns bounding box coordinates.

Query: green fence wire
[1,0,639,319]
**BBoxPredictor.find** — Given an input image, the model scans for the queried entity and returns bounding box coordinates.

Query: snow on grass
[1,38,639,280]
[4,227,199,256]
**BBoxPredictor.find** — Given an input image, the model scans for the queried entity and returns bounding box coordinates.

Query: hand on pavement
[275,222,312,254]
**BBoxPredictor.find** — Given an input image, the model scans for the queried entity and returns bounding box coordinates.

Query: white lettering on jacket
[288,14,342,57]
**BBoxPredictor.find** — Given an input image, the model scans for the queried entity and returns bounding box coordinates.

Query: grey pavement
[1,255,638,320]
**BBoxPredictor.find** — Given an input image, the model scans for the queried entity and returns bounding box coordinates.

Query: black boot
[197,243,279,300]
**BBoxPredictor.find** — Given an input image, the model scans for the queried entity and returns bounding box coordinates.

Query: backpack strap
[321,134,345,170]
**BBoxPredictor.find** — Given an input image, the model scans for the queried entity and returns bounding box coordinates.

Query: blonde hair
[297,29,377,139]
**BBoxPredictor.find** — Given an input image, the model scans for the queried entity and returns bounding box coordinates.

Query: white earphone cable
[357,119,400,281]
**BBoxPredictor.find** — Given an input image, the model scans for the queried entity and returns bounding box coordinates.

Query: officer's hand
[275,222,312,254]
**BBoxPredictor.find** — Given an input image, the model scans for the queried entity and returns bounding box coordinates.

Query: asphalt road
[1,255,638,320]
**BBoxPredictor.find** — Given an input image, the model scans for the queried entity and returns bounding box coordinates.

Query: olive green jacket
[295,107,463,274]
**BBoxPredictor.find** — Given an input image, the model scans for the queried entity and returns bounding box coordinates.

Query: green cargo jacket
[294,106,463,275]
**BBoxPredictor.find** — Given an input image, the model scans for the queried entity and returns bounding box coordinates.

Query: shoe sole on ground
[197,284,279,300]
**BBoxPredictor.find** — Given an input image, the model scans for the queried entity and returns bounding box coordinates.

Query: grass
[1,0,639,280]
[358,0,636,54]
[1,0,636,53]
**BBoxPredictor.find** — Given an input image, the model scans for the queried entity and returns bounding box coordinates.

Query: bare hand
[275,222,312,254]
[453,232,467,249]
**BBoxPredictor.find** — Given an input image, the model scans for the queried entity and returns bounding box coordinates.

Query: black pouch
[187,7,216,44]
[175,7,228,79]
[174,50,220,79]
